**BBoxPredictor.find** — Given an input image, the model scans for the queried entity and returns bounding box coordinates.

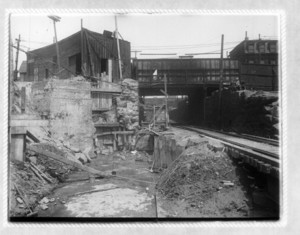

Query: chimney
[245,31,249,40]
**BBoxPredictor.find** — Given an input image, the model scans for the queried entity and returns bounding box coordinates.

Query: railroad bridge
[132,58,240,124]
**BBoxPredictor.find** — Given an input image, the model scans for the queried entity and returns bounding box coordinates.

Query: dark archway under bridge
[139,83,221,125]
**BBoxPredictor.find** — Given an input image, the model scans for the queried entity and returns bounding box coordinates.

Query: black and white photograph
[6,11,282,222]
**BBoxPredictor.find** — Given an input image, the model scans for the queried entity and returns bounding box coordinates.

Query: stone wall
[116,78,139,130]
[48,78,95,153]
[29,77,95,153]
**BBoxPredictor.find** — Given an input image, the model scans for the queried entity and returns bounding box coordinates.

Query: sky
[11,13,278,70]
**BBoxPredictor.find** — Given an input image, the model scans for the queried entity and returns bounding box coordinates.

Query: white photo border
[1,8,287,231]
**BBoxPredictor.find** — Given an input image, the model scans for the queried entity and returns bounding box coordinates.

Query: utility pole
[218,34,224,130]
[14,34,21,81]
[131,50,141,59]
[80,19,83,75]
[164,73,169,128]
[115,15,123,80]
[48,15,61,75]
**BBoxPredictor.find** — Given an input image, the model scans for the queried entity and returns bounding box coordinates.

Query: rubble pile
[10,159,58,217]
[117,78,139,130]
[203,89,279,138]
[156,140,250,217]
[232,90,279,138]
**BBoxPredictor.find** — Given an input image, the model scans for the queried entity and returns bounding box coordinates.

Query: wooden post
[113,133,117,151]
[153,105,156,128]
[21,87,26,113]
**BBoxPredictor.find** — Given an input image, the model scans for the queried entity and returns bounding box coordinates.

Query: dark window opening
[45,69,49,79]
[68,53,82,75]
[101,59,108,74]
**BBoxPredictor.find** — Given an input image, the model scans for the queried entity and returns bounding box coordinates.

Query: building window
[248,44,254,53]
[259,44,265,53]
[270,60,276,65]
[248,60,254,64]
[270,44,277,53]
[260,60,265,64]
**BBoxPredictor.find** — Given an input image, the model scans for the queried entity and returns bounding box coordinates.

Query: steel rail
[176,125,279,160]
[172,123,279,147]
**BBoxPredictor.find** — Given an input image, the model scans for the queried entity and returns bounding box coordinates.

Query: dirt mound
[156,142,251,217]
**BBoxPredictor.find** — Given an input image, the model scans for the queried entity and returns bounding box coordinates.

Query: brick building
[230,38,278,91]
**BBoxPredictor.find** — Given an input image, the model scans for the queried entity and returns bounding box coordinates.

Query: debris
[40,197,49,204]
[49,198,55,202]
[223,182,235,186]
[30,162,54,184]
[27,145,109,178]
[16,197,23,204]
[28,156,37,164]
[40,204,48,210]
[14,183,38,217]
[30,166,46,183]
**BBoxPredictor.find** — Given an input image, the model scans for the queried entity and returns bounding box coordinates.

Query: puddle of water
[65,184,154,217]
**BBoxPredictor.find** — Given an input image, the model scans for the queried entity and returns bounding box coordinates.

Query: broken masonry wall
[48,78,95,154]
[117,78,139,130]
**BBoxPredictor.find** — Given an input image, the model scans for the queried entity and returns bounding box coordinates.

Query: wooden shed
[25,28,131,82]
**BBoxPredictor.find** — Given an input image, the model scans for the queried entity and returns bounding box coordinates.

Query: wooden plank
[27,145,109,177]
[94,123,119,128]
[21,87,26,113]
[30,162,53,183]
[91,86,121,94]
[94,130,134,137]
[26,130,40,143]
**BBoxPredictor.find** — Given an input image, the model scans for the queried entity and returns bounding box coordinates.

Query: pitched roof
[19,61,27,73]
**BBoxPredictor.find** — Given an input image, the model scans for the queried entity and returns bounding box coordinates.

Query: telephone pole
[14,34,21,81]
[115,15,123,80]
[218,34,224,129]
[48,15,61,75]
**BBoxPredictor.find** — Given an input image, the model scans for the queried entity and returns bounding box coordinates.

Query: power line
[132,41,241,50]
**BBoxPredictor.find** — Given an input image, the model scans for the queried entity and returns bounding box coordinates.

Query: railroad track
[172,123,279,147]
[174,125,279,160]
